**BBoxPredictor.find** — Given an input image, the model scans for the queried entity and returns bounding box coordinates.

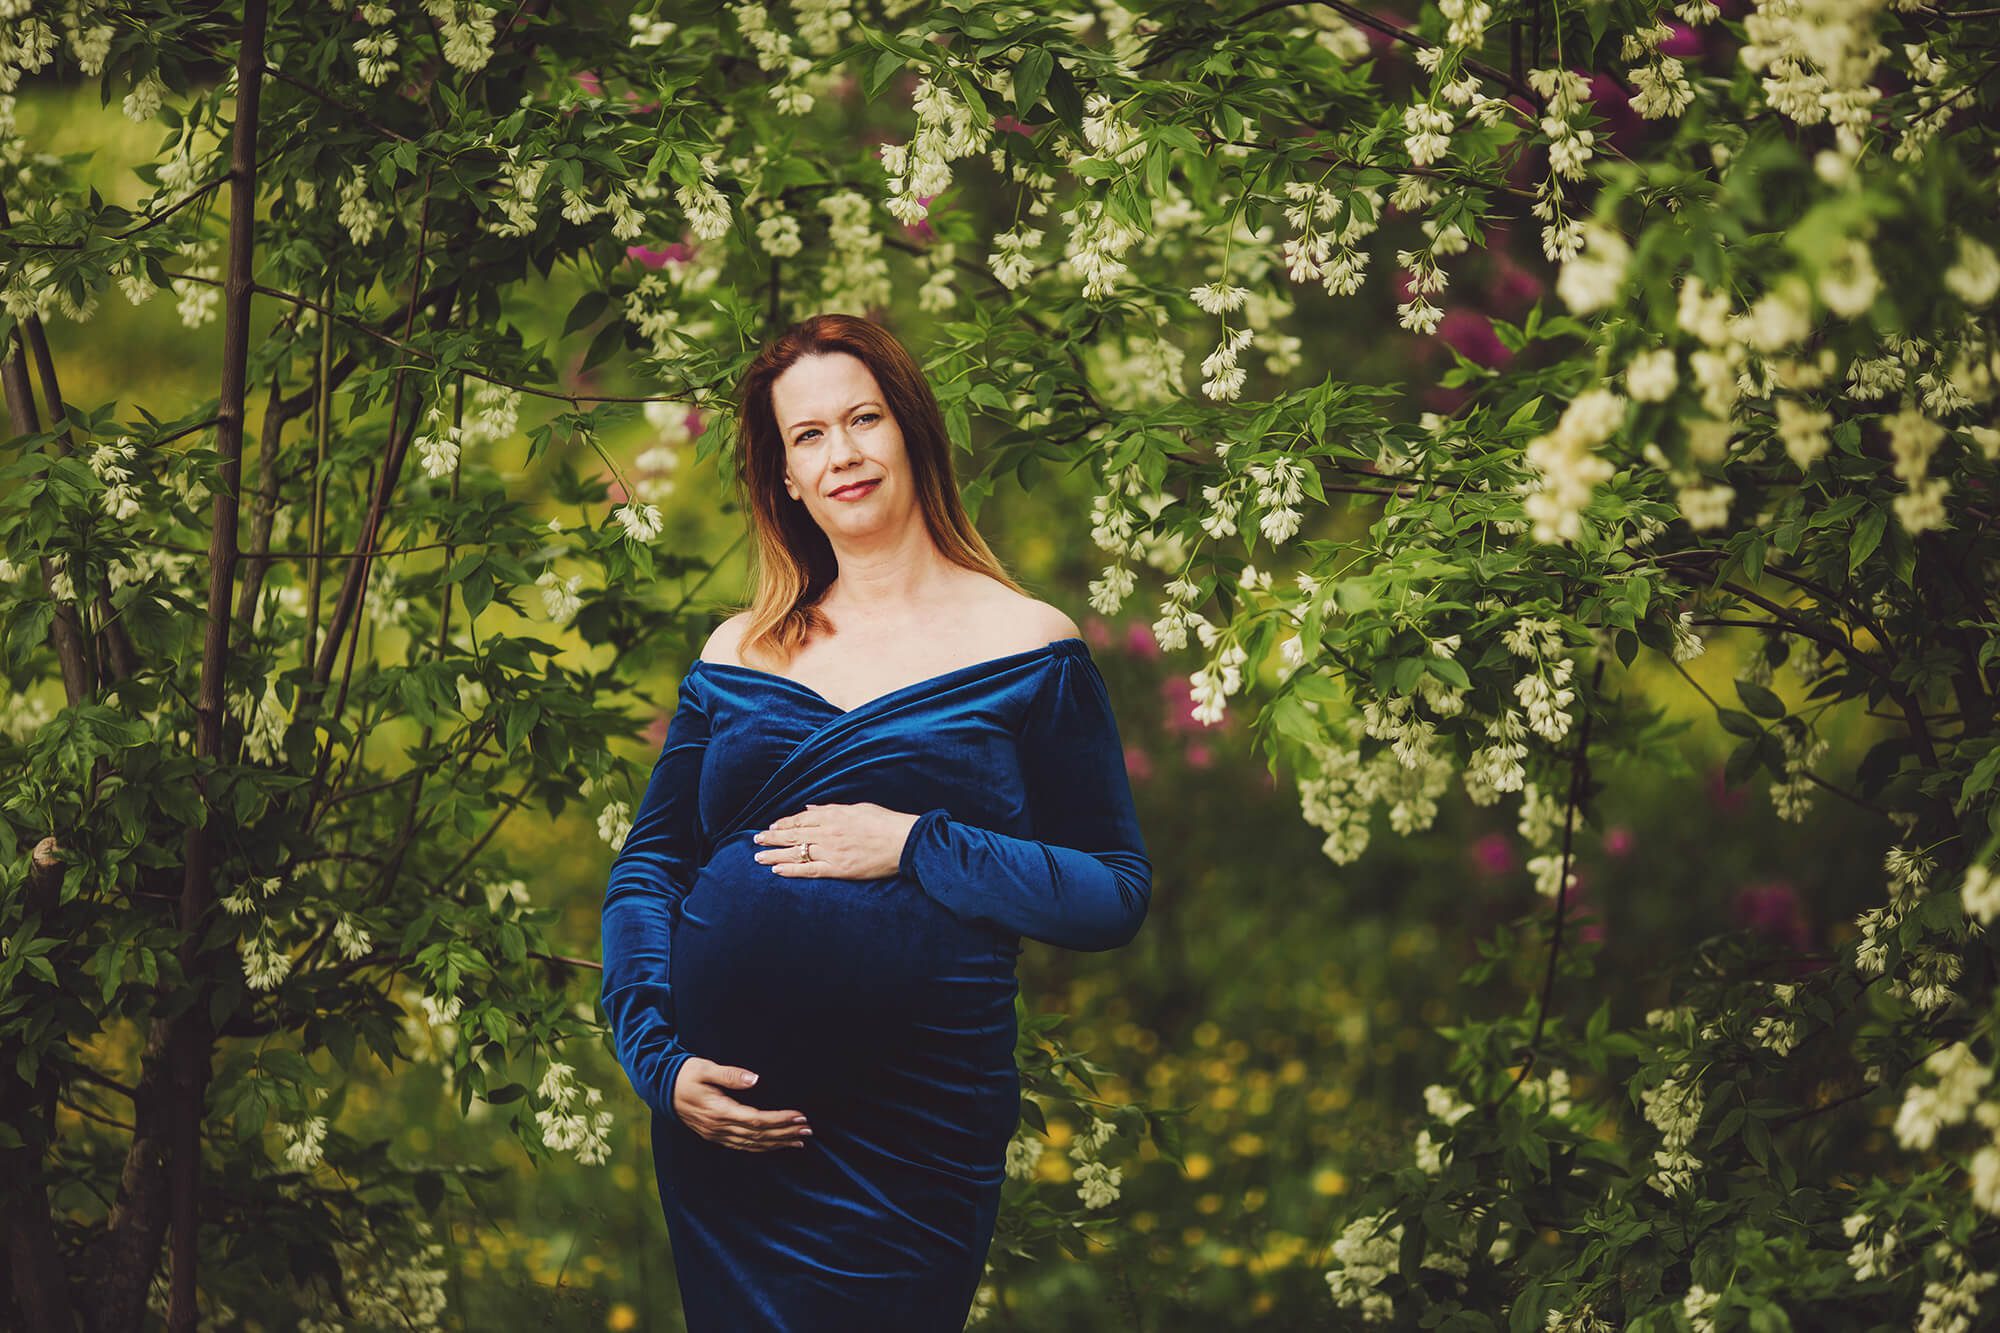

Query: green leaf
[563,290,609,338]
[1733,679,1786,719]
[1044,54,1083,135]
[1013,47,1051,118]
[1849,506,1885,574]
[1716,708,1762,738]
[865,48,902,99]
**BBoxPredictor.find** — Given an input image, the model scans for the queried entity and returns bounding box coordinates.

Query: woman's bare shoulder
[698,613,755,668]
[985,587,1081,648]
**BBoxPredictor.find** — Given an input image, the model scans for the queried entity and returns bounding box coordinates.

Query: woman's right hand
[671,1056,814,1152]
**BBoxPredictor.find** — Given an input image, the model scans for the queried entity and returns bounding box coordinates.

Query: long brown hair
[724,314,1026,669]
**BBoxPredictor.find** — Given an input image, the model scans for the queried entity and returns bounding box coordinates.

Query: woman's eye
[794,414,876,443]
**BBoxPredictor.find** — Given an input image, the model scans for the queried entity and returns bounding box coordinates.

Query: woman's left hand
[753,802,921,880]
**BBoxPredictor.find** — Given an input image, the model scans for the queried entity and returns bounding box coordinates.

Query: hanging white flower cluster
[1619,18,1695,120]
[1324,1215,1402,1322]
[1750,981,1800,1057]
[86,435,141,520]
[537,569,582,623]
[755,212,803,258]
[1519,386,1624,544]
[1002,1126,1043,1180]
[1188,639,1249,727]
[611,501,663,545]
[1639,1069,1704,1196]
[331,913,372,962]
[0,6,56,98]
[421,0,498,74]
[228,678,290,762]
[413,405,461,479]
[1895,1041,1989,1152]
[818,190,892,313]
[1149,574,1208,654]
[280,1114,329,1171]
[597,799,632,853]
[328,1221,450,1328]
[675,155,732,240]
[1555,222,1631,317]
[364,560,410,633]
[1066,1114,1120,1208]
[220,873,282,918]
[534,1060,614,1165]
[1247,456,1306,545]
[1058,197,1142,301]
[987,223,1041,290]
[1284,177,1381,298]
[1844,1209,1899,1282]
[338,166,387,246]
[731,3,816,116]
[880,75,985,225]
[460,379,521,447]
[352,3,399,86]
[1199,325,1254,402]
[916,239,958,313]
[171,238,220,329]
[1884,398,1951,535]
[1524,66,1597,264]
[1461,706,1528,806]
[485,147,547,238]
[628,11,677,46]
[240,925,293,991]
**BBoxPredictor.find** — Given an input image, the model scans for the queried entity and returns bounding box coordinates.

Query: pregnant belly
[671,833,1018,1099]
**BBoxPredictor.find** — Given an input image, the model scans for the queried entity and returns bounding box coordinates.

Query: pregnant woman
[599,313,1153,1330]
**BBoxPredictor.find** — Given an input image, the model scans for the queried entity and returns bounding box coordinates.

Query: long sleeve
[600,672,709,1118]
[897,647,1152,952]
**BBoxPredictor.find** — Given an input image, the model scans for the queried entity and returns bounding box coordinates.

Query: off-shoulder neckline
[691,635,1088,719]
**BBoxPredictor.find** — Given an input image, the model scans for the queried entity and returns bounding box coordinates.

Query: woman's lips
[829,479,880,500]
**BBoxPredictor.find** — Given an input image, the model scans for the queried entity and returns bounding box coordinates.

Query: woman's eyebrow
[786,400,882,432]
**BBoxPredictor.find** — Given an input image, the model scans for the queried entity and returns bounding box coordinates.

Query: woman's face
[770,351,911,536]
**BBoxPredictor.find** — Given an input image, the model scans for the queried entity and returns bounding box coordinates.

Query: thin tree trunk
[1,331,90,702]
[169,2,268,1327]
[18,307,140,682]
[0,839,79,1331]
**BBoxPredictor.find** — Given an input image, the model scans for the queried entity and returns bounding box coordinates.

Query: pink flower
[574,69,604,96]
[1185,742,1212,769]
[1659,23,1703,59]
[627,242,692,269]
[1734,881,1813,953]
[1602,825,1634,857]
[1585,73,1647,156]
[1083,616,1114,648]
[1124,744,1154,783]
[994,114,1039,138]
[1436,308,1513,369]
[1706,765,1747,815]
[1158,677,1203,736]
[1470,832,1516,878]
[1124,622,1161,659]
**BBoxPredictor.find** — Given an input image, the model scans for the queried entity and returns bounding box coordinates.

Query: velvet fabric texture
[599,634,1151,1331]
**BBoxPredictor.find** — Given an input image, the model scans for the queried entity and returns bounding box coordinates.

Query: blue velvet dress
[599,635,1152,1331]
